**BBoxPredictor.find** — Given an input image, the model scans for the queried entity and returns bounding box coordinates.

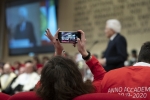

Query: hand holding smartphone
[58,31,81,43]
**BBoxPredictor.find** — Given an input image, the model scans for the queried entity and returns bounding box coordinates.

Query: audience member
[0,66,3,76]
[99,19,128,71]
[74,53,93,81]
[129,49,138,65]
[35,29,104,100]
[36,28,150,100]
[42,56,49,64]
[12,61,22,75]
[0,62,4,76]
[0,63,16,94]
[100,41,150,100]
[33,55,43,69]
[11,61,40,94]
[18,66,25,75]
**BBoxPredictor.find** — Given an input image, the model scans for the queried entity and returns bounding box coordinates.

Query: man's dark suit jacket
[14,21,36,46]
[103,33,127,72]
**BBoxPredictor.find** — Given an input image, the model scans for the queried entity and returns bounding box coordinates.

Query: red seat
[73,93,134,100]
[8,91,138,100]
[8,91,42,100]
[0,92,11,100]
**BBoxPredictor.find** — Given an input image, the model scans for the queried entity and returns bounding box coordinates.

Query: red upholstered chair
[8,91,42,100]
[0,92,11,100]
[8,92,137,100]
[73,93,134,100]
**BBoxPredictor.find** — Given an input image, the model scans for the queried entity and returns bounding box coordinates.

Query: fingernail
[47,28,49,30]
[56,39,58,41]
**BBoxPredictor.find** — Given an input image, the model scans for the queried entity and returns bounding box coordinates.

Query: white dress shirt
[133,62,150,67]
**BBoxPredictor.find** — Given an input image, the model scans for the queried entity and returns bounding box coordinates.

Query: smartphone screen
[58,31,81,43]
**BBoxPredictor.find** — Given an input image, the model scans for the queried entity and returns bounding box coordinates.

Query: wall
[0,1,5,61]
[0,0,150,63]
[71,0,150,55]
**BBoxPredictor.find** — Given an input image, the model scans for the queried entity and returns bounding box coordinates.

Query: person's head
[24,62,34,74]
[37,67,43,75]
[104,19,121,38]
[131,49,137,58]
[36,56,94,100]
[18,67,25,75]
[0,62,4,75]
[3,63,12,74]
[33,56,40,65]
[138,41,150,63]
[13,61,21,69]
[42,56,49,64]
[18,7,28,23]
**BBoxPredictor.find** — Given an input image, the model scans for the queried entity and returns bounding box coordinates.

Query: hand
[76,30,88,57]
[45,28,64,56]
[99,58,106,66]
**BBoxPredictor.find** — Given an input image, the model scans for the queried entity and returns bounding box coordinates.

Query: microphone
[88,40,99,51]
[93,40,99,45]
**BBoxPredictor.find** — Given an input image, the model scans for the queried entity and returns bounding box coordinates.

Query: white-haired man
[99,19,127,72]
[13,7,36,47]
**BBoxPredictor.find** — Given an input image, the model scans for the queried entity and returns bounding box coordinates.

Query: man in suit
[99,19,127,72]
[11,61,39,94]
[0,63,16,94]
[13,7,36,47]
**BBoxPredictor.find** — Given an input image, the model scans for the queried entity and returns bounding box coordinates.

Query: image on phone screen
[58,32,81,43]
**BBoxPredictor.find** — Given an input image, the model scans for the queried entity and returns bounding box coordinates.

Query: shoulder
[31,72,39,77]
[116,34,126,40]
[104,66,150,79]
[10,73,17,77]
[18,73,26,77]
[114,34,127,44]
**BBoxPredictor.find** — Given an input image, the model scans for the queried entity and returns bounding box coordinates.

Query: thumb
[77,38,81,43]
[76,38,81,45]
[56,39,62,47]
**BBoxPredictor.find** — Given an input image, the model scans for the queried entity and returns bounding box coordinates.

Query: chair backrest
[0,92,11,100]
[8,91,42,100]
[8,91,138,100]
[73,93,134,100]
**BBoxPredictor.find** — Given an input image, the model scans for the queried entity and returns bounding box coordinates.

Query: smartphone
[58,31,81,43]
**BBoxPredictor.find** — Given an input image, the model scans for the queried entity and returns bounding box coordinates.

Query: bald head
[3,63,12,74]
[24,62,34,73]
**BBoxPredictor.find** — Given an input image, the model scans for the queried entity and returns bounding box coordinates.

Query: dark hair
[33,56,41,64]
[36,56,94,100]
[131,49,137,58]
[138,41,150,63]
[24,60,33,64]
[42,56,49,60]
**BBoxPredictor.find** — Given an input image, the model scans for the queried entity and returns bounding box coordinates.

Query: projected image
[8,7,36,48]
[6,0,57,55]
[61,32,77,43]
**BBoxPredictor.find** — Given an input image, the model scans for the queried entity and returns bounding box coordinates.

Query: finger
[77,30,85,42]
[56,38,64,49]
[76,38,81,46]
[55,28,60,38]
[46,28,53,41]
[56,38,61,44]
